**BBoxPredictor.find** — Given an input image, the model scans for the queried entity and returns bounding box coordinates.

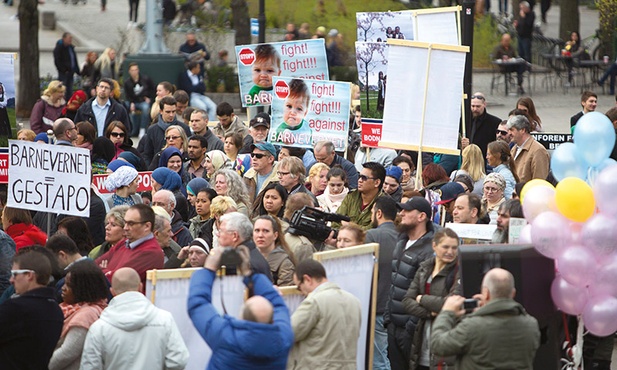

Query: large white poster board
[379,40,468,155]
[7,140,91,216]
[145,269,245,370]
[411,7,461,45]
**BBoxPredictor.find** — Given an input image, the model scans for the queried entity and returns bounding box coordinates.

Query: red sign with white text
[92,171,153,194]
[0,151,8,183]
[238,48,256,66]
[360,118,383,148]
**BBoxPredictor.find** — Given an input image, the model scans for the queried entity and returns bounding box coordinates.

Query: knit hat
[107,159,135,172]
[187,177,211,196]
[105,166,138,192]
[34,132,49,143]
[483,172,506,190]
[152,167,182,192]
[385,166,403,183]
[189,238,211,254]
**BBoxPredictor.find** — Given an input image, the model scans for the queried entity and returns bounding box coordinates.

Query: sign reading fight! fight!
[269,77,351,151]
[235,39,329,107]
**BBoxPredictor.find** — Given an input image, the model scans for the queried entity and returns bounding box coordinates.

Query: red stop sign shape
[275,80,289,99]
[238,48,255,66]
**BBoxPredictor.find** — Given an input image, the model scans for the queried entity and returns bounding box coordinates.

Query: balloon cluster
[519,163,617,336]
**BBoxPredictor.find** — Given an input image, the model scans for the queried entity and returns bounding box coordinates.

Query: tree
[355,42,387,111]
[17,0,40,118]
[356,12,395,42]
[231,0,250,46]
[559,0,579,41]
[597,0,617,59]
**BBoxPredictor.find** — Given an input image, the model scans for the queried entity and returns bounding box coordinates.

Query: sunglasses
[496,129,508,135]
[165,136,181,141]
[110,132,126,138]
[471,95,486,100]
[358,174,376,181]
[10,269,33,278]
[251,153,266,159]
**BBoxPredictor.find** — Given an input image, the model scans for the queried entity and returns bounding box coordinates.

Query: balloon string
[573,315,584,369]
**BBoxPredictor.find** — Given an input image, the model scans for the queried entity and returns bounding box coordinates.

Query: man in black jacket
[0,251,63,370]
[74,78,131,137]
[461,92,502,160]
[123,63,155,138]
[384,197,436,370]
[177,61,217,120]
[53,32,79,100]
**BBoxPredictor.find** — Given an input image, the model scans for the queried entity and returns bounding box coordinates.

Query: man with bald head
[492,33,526,94]
[431,268,540,369]
[81,267,189,369]
[461,92,502,160]
[188,245,294,369]
[52,118,78,146]
[289,259,362,369]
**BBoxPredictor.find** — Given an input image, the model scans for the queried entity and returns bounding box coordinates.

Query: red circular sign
[274,80,289,99]
[238,48,255,66]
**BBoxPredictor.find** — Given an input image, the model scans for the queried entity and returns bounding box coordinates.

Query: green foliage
[597,0,617,59]
[329,66,359,84]
[473,15,501,68]
[207,66,239,93]
[360,90,383,119]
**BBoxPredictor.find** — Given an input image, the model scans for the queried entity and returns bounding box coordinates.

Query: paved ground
[0,0,614,132]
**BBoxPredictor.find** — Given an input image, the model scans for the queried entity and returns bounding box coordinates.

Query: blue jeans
[374,315,391,370]
[518,38,532,63]
[129,100,151,136]
[190,94,217,121]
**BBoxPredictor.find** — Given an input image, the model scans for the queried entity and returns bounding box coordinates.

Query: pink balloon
[590,254,617,298]
[551,275,588,315]
[531,211,572,259]
[583,294,617,336]
[593,165,617,217]
[519,224,532,244]
[581,214,617,257]
[522,186,557,223]
[570,222,583,244]
[556,245,597,287]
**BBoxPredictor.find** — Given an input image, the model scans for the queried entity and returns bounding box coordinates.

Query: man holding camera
[188,245,294,369]
[430,268,540,370]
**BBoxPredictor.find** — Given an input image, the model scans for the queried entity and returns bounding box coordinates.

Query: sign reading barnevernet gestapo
[8,140,91,217]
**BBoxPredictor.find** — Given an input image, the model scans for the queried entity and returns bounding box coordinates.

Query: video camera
[288,206,350,241]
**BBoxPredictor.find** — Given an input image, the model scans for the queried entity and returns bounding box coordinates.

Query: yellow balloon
[555,177,596,223]
[520,179,554,203]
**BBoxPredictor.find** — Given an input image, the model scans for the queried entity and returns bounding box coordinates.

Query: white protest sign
[508,218,528,243]
[8,140,91,217]
[411,7,461,45]
[446,222,497,241]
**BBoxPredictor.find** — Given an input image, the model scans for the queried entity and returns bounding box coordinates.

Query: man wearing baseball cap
[434,182,466,224]
[241,112,271,154]
[244,141,280,212]
[384,196,437,369]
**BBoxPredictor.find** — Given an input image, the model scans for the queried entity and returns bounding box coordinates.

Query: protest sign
[0,148,8,183]
[446,222,496,244]
[379,40,468,155]
[93,171,153,194]
[269,77,351,151]
[360,118,383,148]
[508,218,528,243]
[410,7,461,45]
[8,140,91,217]
[235,39,329,107]
[0,53,16,146]
[531,132,571,151]
[356,11,414,42]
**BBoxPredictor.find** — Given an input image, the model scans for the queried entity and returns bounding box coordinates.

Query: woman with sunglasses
[105,120,145,166]
[148,125,189,170]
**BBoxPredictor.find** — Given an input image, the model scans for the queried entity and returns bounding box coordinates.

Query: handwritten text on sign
[361,118,383,148]
[93,171,153,194]
[8,140,91,217]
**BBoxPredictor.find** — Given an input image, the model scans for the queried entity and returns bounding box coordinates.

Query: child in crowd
[245,44,281,106]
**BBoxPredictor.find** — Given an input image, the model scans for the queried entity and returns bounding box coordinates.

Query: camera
[463,298,478,313]
[288,206,350,241]
[219,247,242,275]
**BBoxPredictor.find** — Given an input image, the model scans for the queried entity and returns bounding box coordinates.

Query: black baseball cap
[397,196,432,219]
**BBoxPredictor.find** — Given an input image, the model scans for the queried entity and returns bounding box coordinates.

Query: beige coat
[288,282,362,370]
[511,136,549,183]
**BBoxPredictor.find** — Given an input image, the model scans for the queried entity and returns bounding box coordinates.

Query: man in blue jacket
[188,245,294,370]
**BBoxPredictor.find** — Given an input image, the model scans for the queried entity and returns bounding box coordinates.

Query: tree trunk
[559,0,579,41]
[598,0,617,59]
[230,0,250,46]
[17,0,40,119]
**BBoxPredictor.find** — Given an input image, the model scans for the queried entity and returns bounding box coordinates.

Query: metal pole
[258,0,266,44]
[461,0,475,137]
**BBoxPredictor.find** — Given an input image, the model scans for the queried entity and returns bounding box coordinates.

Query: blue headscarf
[152,167,182,192]
[186,177,211,196]
[158,147,186,178]
[107,159,135,172]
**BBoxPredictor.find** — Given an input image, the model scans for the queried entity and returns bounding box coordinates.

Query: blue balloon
[551,142,587,181]
[573,112,616,167]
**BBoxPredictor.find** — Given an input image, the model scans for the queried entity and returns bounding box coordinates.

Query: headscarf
[483,172,506,191]
[158,147,186,178]
[92,137,116,163]
[105,166,138,192]
[34,132,49,143]
[187,178,211,196]
[62,90,87,116]
[189,238,211,254]
[118,151,143,171]
[206,150,230,174]
[152,167,182,192]
[107,159,135,172]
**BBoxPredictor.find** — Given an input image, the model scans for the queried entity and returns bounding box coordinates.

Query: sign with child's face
[235,39,329,107]
[269,77,351,151]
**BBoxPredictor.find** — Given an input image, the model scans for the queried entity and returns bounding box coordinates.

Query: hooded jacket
[80,291,189,370]
[188,269,294,369]
[6,223,48,252]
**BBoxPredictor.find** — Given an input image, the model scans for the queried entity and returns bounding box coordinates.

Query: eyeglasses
[11,269,34,278]
[110,132,126,138]
[151,201,168,208]
[125,220,147,227]
[277,171,290,177]
[358,174,376,181]
[496,129,508,135]
[471,95,485,100]
[483,186,501,193]
[165,136,181,141]
[251,153,266,159]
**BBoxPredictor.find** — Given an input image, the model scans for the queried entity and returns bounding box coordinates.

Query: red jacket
[96,234,164,289]
[6,223,48,252]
